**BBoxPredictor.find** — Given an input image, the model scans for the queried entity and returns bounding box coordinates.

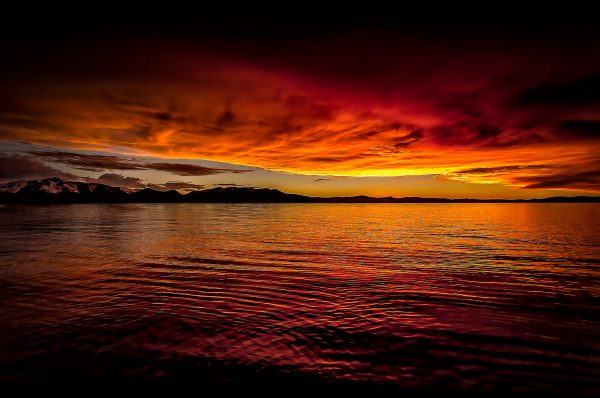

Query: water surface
[1,203,599,392]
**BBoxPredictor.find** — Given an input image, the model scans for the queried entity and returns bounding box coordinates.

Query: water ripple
[1,203,599,393]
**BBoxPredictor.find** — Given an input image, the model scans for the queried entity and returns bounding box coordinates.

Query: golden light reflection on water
[0,203,599,391]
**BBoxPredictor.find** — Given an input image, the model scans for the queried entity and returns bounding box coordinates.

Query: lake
[1,203,599,392]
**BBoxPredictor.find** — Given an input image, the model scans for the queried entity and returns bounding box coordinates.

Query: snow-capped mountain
[0,177,129,203]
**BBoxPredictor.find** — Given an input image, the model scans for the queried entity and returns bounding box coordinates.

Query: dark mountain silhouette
[0,177,599,203]
[185,187,310,203]
[128,188,183,203]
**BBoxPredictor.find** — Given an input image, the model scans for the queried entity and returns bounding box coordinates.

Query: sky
[0,11,599,198]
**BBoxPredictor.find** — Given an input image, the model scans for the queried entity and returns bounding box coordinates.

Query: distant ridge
[128,188,183,203]
[0,177,129,203]
[1,178,599,204]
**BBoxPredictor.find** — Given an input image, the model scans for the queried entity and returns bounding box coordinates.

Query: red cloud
[1,26,599,191]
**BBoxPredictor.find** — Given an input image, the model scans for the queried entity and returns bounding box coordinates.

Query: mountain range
[1,177,599,203]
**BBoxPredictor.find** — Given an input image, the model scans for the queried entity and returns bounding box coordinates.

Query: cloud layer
[0,152,242,191]
[0,154,79,181]
[28,150,250,176]
[1,21,599,193]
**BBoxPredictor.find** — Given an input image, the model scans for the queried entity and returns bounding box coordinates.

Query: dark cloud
[518,170,600,191]
[28,150,145,172]
[145,162,249,176]
[314,178,331,182]
[454,165,554,175]
[153,112,172,122]
[88,173,146,188]
[516,75,600,105]
[216,110,235,126]
[0,114,67,133]
[559,120,600,137]
[427,123,546,148]
[476,126,502,140]
[0,153,79,182]
[370,131,424,153]
[444,159,600,192]
[28,150,251,176]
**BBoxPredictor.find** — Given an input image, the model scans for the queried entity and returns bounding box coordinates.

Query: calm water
[1,204,599,392]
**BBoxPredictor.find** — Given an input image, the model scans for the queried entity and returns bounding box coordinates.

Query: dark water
[1,203,599,392]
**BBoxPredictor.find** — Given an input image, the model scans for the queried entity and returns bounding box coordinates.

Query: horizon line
[1,177,600,203]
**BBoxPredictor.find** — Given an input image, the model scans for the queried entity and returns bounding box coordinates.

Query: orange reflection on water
[0,203,599,390]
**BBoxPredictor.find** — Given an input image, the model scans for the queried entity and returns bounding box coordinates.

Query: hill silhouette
[1,178,599,204]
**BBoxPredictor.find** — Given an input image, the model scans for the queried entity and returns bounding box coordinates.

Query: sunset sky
[1,12,599,198]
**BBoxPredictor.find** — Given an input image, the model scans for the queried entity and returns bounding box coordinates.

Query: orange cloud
[1,38,599,192]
